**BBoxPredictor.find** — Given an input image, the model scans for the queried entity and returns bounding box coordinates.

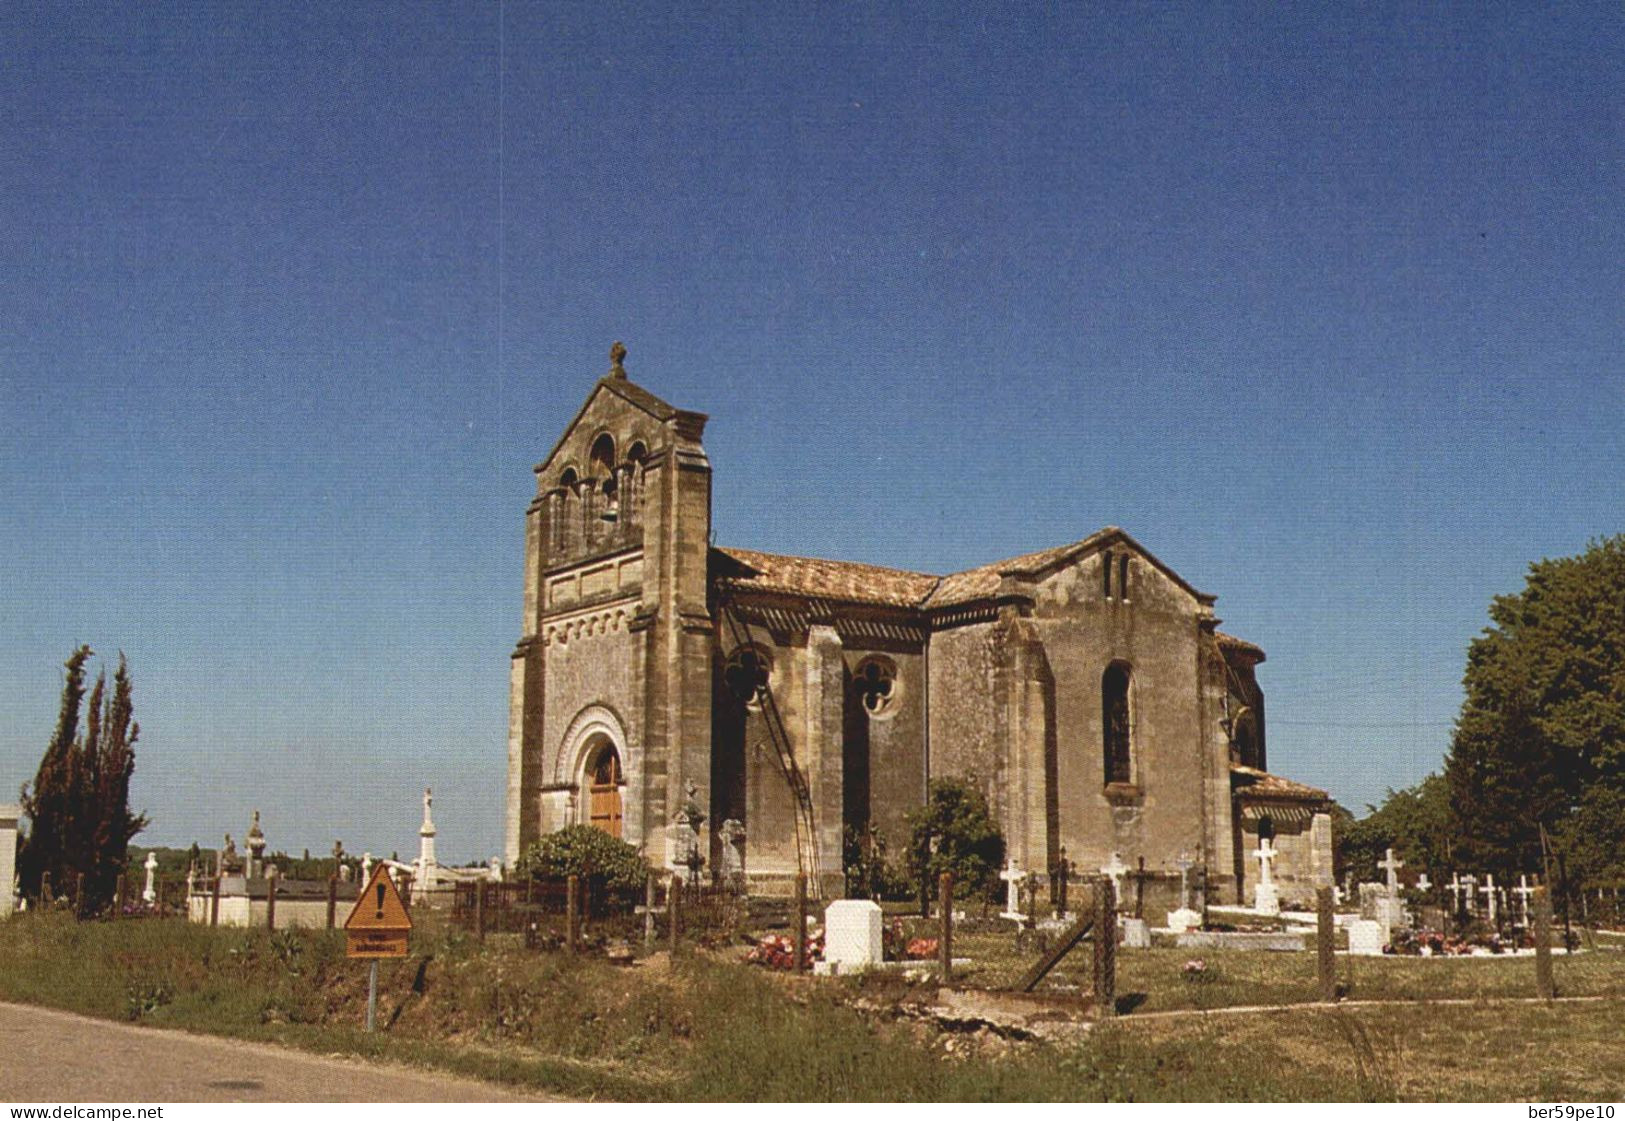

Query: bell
[600,492,619,522]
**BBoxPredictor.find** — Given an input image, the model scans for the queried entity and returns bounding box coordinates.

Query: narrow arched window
[1103,662,1132,785]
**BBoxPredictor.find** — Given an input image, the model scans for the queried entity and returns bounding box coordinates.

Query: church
[505,345,1334,908]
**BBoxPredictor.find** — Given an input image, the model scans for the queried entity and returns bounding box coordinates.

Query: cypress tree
[18,645,93,901]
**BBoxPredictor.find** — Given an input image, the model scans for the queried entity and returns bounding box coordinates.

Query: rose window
[856,658,897,717]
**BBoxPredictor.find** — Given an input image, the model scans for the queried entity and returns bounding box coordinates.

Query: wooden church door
[588,746,624,838]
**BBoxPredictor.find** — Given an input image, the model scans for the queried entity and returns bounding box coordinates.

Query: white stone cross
[1514,875,1536,926]
[1449,873,1464,910]
[1174,851,1195,910]
[1378,848,1404,894]
[1416,873,1431,893]
[1251,838,1279,888]
[142,852,158,904]
[1000,859,1029,922]
[1480,874,1498,925]
[1099,852,1129,899]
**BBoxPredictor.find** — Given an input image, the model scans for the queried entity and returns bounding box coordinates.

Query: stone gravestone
[822,899,883,975]
[1121,916,1151,949]
[717,819,746,890]
[1376,849,1409,932]
[1347,919,1386,956]
[999,859,1029,924]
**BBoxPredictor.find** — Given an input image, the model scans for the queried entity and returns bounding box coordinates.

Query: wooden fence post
[210,875,221,928]
[326,875,337,929]
[644,873,656,951]
[669,876,682,955]
[938,872,954,984]
[793,873,808,972]
[266,876,278,930]
[566,874,580,953]
[1317,886,1337,1002]
[1093,878,1117,1018]
[475,881,487,942]
[74,873,85,918]
[114,874,126,919]
[1534,884,1555,1001]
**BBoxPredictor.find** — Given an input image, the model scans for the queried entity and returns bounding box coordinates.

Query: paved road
[0,1002,549,1102]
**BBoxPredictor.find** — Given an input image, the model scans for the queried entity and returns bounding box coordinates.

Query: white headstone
[1348,919,1386,956]
[1121,916,1151,949]
[1165,907,1202,934]
[823,899,884,973]
[0,804,18,918]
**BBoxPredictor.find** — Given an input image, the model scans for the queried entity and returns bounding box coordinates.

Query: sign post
[343,863,412,1032]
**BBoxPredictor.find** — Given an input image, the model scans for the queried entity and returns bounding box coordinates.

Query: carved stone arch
[554,703,643,845]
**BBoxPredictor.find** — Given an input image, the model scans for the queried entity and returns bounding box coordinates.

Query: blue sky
[3,3,1621,862]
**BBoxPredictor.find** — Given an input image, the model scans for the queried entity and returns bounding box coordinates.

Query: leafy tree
[17,647,148,912]
[516,825,649,891]
[1335,774,1453,883]
[905,777,1005,901]
[1443,535,1625,885]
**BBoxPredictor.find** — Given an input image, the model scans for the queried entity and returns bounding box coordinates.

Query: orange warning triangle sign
[344,863,413,932]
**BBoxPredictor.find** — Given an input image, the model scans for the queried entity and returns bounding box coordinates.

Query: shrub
[905,777,1005,901]
[515,826,649,892]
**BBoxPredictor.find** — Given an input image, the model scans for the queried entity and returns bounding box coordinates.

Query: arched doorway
[585,741,624,838]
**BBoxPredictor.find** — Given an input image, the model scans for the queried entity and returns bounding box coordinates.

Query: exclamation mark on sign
[376,882,386,920]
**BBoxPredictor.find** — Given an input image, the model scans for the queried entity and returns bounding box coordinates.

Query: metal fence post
[669,875,682,955]
[210,875,221,928]
[266,876,278,930]
[326,875,337,929]
[793,873,808,972]
[939,872,954,984]
[566,873,580,953]
[475,881,487,942]
[1317,886,1337,1002]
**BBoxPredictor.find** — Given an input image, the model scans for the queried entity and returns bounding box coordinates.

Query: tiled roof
[921,535,1109,609]
[1215,631,1266,660]
[713,547,941,608]
[1231,765,1329,803]
[714,526,1206,612]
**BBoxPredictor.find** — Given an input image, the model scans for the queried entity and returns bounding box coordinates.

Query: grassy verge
[3,913,1624,1101]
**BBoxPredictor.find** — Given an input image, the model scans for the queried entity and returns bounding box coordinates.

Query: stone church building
[505,346,1333,907]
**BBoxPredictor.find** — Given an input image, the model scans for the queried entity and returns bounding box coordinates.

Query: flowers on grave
[905,937,940,960]
[744,931,823,970]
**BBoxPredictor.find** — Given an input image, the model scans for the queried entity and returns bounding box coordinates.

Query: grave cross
[1099,852,1128,898]
[999,858,1029,923]
[1449,874,1466,912]
[1514,875,1535,927]
[1174,851,1195,911]
[1251,837,1278,887]
[1378,848,1404,894]
[1415,873,1431,898]
[1480,874,1498,926]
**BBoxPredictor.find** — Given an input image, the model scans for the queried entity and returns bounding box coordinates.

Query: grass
[4,912,1625,1101]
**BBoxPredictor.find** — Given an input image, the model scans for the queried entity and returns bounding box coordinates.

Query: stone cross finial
[609,341,627,378]
[421,787,436,837]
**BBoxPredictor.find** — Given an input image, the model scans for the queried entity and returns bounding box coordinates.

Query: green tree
[1335,774,1453,883]
[1443,535,1625,884]
[17,647,148,912]
[905,777,1005,901]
